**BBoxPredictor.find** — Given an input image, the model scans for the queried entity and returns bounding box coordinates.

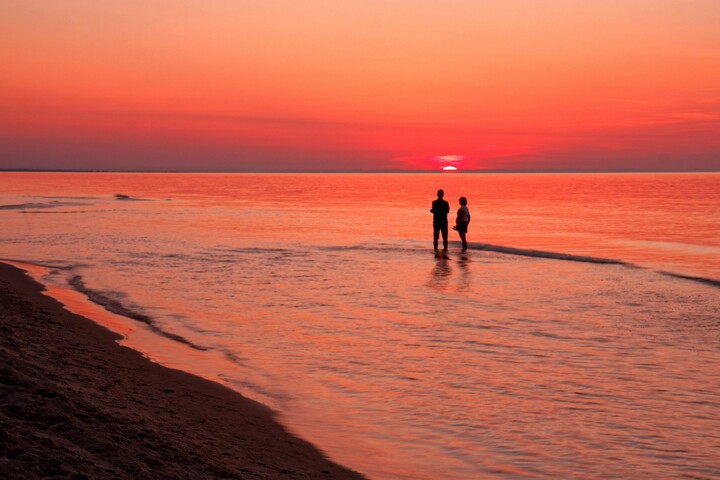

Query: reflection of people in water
[456,252,471,290]
[454,196,471,252]
[430,189,450,252]
[430,254,452,289]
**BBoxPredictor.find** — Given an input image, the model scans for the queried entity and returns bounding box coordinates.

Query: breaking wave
[68,275,209,351]
[0,201,87,210]
[468,242,630,265]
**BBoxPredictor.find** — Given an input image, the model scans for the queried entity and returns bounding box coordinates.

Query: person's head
[459,196,467,206]
[437,189,444,199]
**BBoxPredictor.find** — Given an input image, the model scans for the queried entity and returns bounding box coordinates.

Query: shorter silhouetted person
[431,189,450,251]
[454,196,470,251]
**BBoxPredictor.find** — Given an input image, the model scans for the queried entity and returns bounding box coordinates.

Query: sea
[1,172,719,479]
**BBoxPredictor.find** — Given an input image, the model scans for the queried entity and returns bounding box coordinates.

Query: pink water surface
[1,172,719,479]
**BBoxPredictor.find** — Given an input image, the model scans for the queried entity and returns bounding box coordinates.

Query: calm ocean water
[1,172,719,479]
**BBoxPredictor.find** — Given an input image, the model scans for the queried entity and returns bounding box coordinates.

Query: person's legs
[459,231,467,251]
[433,224,440,250]
[441,224,449,250]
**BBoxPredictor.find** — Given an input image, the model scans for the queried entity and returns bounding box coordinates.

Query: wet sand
[0,262,365,479]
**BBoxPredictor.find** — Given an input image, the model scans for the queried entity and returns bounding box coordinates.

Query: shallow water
[1,172,719,479]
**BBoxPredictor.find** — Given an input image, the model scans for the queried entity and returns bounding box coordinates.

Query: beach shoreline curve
[0,261,366,479]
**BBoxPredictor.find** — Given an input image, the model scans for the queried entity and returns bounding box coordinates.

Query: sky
[2,0,719,172]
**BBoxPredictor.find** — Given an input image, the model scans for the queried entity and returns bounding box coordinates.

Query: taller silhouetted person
[430,189,450,252]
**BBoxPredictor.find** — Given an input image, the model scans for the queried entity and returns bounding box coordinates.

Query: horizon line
[1,168,719,174]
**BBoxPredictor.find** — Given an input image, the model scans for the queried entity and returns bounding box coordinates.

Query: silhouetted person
[454,196,471,252]
[430,189,450,251]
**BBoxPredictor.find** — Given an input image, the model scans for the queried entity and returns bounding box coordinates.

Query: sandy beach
[0,261,365,479]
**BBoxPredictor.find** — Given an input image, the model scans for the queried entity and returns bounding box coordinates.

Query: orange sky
[2,1,719,171]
